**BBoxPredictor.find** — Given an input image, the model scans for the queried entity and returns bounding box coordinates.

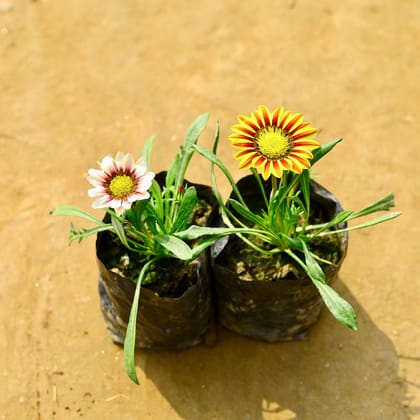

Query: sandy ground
[1,0,419,419]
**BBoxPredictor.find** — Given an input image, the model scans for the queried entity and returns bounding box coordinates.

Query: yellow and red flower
[230,105,320,180]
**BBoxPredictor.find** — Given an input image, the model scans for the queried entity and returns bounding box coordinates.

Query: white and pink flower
[87,152,154,216]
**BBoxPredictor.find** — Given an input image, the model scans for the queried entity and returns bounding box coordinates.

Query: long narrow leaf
[311,138,342,165]
[190,236,222,259]
[301,241,326,284]
[51,205,103,225]
[185,112,210,147]
[348,193,396,220]
[175,113,210,190]
[299,170,311,214]
[228,198,264,227]
[155,235,193,260]
[123,258,157,384]
[110,213,134,250]
[313,281,358,330]
[125,200,149,231]
[141,135,156,170]
[69,223,112,243]
[301,242,357,329]
[149,180,164,222]
[171,186,197,233]
[193,144,248,208]
[305,209,353,236]
[165,154,180,189]
[286,246,357,330]
[175,225,264,240]
[317,212,401,236]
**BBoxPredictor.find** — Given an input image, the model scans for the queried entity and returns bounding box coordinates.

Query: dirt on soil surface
[1,1,419,419]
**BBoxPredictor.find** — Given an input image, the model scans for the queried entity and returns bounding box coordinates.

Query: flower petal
[134,156,147,174]
[88,187,107,197]
[101,156,117,175]
[130,191,150,202]
[234,149,255,160]
[238,115,259,132]
[238,153,259,169]
[252,155,266,168]
[285,113,303,133]
[261,161,272,180]
[271,106,284,127]
[92,195,112,208]
[87,176,104,188]
[87,168,106,181]
[231,124,257,137]
[258,105,272,126]
[136,171,155,191]
[271,160,283,178]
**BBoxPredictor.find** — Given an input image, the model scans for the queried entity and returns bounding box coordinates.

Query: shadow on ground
[139,280,408,419]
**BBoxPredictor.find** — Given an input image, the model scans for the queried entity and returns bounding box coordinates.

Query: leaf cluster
[51,113,240,384]
[193,135,401,332]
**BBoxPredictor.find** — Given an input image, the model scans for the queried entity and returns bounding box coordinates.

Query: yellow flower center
[109,175,135,198]
[256,127,291,160]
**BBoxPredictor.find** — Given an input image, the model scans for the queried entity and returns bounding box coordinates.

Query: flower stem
[271,175,278,199]
[251,168,269,209]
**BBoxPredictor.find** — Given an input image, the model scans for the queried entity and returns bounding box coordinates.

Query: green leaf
[228,198,264,227]
[311,138,342,165]
[212,119,220,154]
[306,209,353,236]
[190,236,221,259]
[166,154,180,189]
[125,200,148,231]
[110,213,133,250]
[171,186,197,233]
[141,135,156,171]
[318,212,401,237]
[185,112,210,147]
[313,281,358,330]
[349,193,396,220]
[175,113,210,192]
[277,233,303,251]
[324,209,354,228]
[51,205,103,225]
[123,258,157,384]
[286,245,357,330]
[299,170,311,214]
[149,179,164,222]
[175,225,263,240]
[301,240,326,284]
[155,235,193,260]
[69,223,112,243]
[193,144,247,207]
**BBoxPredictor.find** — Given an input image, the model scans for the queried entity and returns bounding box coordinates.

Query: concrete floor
[0,0,419,418]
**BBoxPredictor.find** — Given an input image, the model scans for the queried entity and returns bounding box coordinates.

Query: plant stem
[251,168,269,209]
[271,175,278,199]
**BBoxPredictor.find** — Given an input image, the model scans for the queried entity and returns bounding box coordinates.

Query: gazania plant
[52,113,233,383]
[192,105,401,330]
